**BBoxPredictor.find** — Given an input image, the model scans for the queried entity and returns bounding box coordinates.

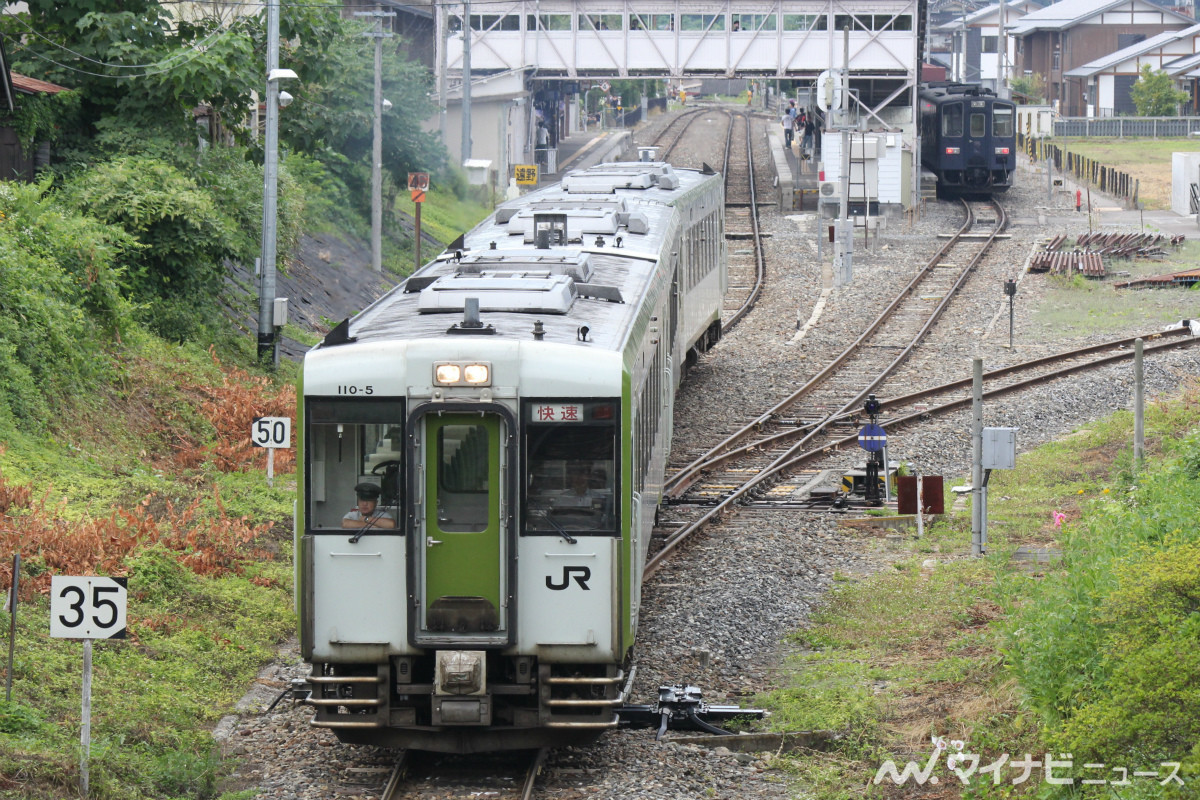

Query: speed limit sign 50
[50,576,128,640]
[252,416,292,449]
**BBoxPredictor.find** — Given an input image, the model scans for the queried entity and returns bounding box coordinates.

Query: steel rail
[668,324,1197,504]
[379,752,411,800]
[665,197,1002,498]
[520,748,549,800]
[647,329,1200,572]
[720,112,766,334]
[656,108,707,161]
[752,327,1200,488]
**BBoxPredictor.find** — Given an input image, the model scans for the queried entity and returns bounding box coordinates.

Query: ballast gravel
[214,109,1200,799]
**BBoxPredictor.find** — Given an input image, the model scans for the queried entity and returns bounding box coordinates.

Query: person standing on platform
[535,121,549,168]
[801,113,815,159]
[781,106,794,148]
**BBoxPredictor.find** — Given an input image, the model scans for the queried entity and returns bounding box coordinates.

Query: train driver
[550,463,613,526]
[556,464,601,508]
[342,482,396,529]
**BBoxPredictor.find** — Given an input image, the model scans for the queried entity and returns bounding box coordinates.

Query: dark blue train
[919,83,1016,194]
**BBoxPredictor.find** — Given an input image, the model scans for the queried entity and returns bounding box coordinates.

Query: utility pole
[438,0,448,142]
[461,0,473,162]
[998,0,1009,99]
[356,7,395,273]
[258,0,282,366]
[833,24,853,287]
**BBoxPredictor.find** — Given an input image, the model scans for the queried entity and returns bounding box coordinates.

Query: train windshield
[993,105,1014,138]
[523,400,619,536]
[942,102,963,137]
[970,112,986,137]
[305,399,406,532]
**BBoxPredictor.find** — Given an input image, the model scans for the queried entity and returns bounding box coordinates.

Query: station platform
[766,129,820,212]
[539,129,633,183]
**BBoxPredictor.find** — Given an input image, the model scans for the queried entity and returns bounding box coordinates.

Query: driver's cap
[354,482,382,500]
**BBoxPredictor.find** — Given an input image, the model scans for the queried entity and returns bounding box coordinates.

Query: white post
[81,638,93,797]
[5,553,16,702]
[971,358,984,557]
[883,443,890,504]
[916,475,925,538]
[1134,338,1144,470]
[267,447,276,489]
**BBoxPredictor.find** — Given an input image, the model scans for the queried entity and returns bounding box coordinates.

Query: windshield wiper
[534,508,577,544]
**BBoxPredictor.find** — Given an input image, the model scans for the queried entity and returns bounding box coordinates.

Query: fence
[1018,133,1139,207]
[1053,116,1200,138]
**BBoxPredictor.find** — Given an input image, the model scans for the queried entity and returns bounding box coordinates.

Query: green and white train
[298,161,725,752]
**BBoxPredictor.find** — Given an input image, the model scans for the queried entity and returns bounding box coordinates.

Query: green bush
[59,156,243,341]
[1054,541,1200,763]
[1004,431,1200,784]
[0,180,131,426]
[0,699,49,735]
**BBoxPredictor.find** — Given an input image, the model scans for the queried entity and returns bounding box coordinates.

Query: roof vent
[419,271,577,314]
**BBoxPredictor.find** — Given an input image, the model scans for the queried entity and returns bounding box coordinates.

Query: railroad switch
[618,684,765,740]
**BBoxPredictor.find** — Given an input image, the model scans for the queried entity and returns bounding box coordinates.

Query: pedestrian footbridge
[438,0,921,83]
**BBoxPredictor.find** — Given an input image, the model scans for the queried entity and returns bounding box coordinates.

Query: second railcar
[919,83,1016,194]
[297,161,726,753]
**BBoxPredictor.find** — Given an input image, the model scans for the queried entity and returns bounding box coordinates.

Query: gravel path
[215,109,1200,799]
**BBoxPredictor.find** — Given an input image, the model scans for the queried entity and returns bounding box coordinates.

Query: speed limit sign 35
[50,576,128,639]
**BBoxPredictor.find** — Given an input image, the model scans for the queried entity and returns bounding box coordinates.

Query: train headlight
[434,362,493,387]
[995,147,1010,155]
[435,364,462,384]
[464,364,490,384]
[945,147,960,155]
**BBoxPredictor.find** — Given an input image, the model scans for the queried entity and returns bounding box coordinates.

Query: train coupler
[617,684,765,740]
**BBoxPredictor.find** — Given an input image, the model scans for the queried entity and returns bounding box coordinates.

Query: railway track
[720,112,765,333]
[648,196,1009,572]
[654,107,707,162]
[378,747,547,800]
[666,198,1006,494]
[646,108,765,334]
[648,318,1200,571]
[735,325,1200,509]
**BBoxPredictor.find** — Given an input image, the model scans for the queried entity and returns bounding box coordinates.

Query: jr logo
[546,566,591,590]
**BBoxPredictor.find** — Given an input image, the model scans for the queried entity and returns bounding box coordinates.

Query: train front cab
[300,359,631,752]
[931,96,1016,192]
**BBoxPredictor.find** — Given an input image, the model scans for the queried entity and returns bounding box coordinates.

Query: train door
[412,408,512,645]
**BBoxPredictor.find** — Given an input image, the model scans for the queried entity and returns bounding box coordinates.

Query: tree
[0,0,259,147]
[1010,73,1045,104]
[0,0,446,185]
[1130,64,1190,117]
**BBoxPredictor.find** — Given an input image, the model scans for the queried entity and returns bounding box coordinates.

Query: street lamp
[258,0,298,367]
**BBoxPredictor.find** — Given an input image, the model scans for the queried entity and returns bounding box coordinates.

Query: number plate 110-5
[49,576,128,640]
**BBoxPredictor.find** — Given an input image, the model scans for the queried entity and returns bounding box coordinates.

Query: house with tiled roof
[1064,22,1200,114]
[0,37,69,181]
[1007,0,1195,114]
